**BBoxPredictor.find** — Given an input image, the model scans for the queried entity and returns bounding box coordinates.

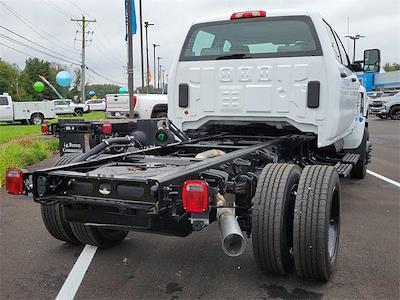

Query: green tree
[0,60,27,100]
[86,84,120,99]
[383,62,400,72]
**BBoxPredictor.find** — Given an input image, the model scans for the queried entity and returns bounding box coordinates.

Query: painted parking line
[56,245,98,300]
[367,170,400,188]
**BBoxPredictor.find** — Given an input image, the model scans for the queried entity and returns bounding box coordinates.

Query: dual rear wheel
[252,163,340,281]
[40,153,128,248]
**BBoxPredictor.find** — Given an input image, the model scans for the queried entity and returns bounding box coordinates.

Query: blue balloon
[119,87,127,94]
[89,90,96,97]
[56,71,73,87]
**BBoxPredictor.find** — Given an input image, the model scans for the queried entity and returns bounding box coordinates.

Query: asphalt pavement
[0,117,399,300]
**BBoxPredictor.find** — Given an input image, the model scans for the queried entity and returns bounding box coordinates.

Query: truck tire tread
[70,223,128,248]
[293,165,340,281]
[252,163,301,275]
[40,153,83,244]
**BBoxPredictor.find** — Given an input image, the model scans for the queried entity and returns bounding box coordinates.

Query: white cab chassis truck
[0,93,56,124]
[5,9,378,282]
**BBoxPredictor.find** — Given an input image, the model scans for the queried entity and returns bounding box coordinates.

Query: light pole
[138,0,144,90]
[345,34,365,63]
[153,44,159,91]
[162,69,165,90]
[144,21,154,93]
[157,57,163,89]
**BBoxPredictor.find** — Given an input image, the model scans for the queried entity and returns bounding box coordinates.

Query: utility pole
[345,34,365,63]
[157,57,163,90]
[144,21,154,93]
[162,69,165,90]
[71,15,96,103]
[153,43,159,92]
[126,0,135,118]
[138,0,144,90]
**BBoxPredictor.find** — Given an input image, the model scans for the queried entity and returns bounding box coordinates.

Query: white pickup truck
[369,91,400,119]
[105,93,168,119]
[0,93,56,124]
[51,99,89,116]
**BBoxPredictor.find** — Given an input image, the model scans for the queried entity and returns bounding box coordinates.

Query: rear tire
[389,105,400,120]
[30,113,44,125]
[74,109,83,116]
[70,224,128,248]
[252,163,301,275]
[40,153,82,244]
[293,165,340,281]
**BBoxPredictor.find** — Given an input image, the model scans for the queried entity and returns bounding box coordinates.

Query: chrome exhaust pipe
[215,194,246,257]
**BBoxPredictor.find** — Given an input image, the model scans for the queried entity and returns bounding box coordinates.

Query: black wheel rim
[328,187,340,260]
[391,107,400,120]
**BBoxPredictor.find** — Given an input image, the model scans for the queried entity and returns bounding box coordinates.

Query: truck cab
[168,9,379,148]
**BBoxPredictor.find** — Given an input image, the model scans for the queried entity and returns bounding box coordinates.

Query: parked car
[52,99,89,116]
[369,92,400,119]
[0,93,56,124]
[85,99,106,111]
[105,93,168,119]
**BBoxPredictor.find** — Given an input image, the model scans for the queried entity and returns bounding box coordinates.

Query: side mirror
[350,62,363,72]
[363,49,381,73]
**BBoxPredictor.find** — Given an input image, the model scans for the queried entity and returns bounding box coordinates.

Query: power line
[0,34,80,66]
[1,42,124,86]
[41,0,72,18]
[67,0,92,18]
[0,41,38,59]
[0,25,80,64]
[86,66,125,86]
[0,0,79,56]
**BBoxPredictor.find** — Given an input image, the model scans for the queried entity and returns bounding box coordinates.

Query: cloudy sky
[1,0,399,87]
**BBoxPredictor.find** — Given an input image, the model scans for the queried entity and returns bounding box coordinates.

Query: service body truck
[106,93,168,119]
[0,93,56,124]
[6,9,377,282]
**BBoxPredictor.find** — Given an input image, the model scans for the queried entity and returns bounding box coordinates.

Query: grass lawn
[0,111,105,187]
[0,137,59,187]
[0,111,106,144]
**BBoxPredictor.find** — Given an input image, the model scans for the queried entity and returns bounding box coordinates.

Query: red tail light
[102,122,112,135]
[6,168,25,195]
[182,180,209,213]
[132,95,137,108]
[41,123,49,134]
[231,10,266,20]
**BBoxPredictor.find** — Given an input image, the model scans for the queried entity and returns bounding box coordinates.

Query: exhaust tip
[222,233,246,257]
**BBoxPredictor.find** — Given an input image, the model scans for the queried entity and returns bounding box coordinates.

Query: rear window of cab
[180,16,322,61]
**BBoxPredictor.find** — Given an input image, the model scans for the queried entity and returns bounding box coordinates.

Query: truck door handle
[340,71,347,78]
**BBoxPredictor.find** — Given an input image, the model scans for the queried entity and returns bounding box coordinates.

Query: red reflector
[231,10,266,20]
[41,123,49,134]
[6,168,24,195]
[102,122,112,135]
[132,95,137,108]
[182,180,209,213]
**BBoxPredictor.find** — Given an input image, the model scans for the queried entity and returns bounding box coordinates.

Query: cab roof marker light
[230,10,266,20]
